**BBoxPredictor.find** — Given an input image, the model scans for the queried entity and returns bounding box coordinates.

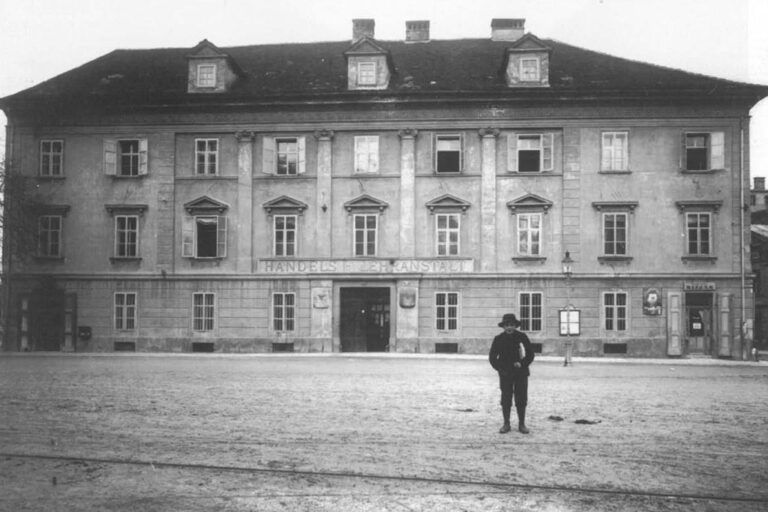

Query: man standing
[489,313,535,434]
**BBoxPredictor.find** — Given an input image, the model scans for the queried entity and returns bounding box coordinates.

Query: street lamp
[562,251,574,367]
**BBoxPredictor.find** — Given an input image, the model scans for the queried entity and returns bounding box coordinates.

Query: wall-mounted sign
[643,287,662,316]
[683,282,716,291]
[258,259,474,275]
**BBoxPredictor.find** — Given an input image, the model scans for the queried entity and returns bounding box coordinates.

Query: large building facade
[2,19,766,358]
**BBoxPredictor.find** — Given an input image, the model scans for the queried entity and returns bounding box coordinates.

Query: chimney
[756,177,766,191]
[353,19,375,41]
[491,18,525,41]
[406,20,430,43]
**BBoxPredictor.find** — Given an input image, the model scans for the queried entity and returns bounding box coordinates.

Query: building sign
[683,281,716,291]
[258,258,474,274]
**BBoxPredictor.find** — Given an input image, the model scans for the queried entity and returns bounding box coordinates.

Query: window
[277,138,299,175]
[114,292,137,330]
[520,57,540,81]
[603,213,627,256]
[436,213,460,256]
[603,292,628,332]
[183,215,227,258]
[115,215,139,258]
[354,136,379,173]
[519,292,543,332]
[601,132,628,171]
[353,214,377,256]
[684,132,724,171]
[357,61,377,85]
[435,135,462,173]
[517,213,541,256]
[435,292,459,331]
[40,140,63,177]
[193,293,215,331]
[195,139,218,175]
[196,64,217,87]
[686,212,711,255]
[38,215,62,257]
[274,215,297,257]
[559,309,580,335]
[104,139,148,177]
[273,292,296,332]
[517,134,553,173]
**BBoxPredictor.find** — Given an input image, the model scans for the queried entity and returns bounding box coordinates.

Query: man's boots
[517,406,530,434]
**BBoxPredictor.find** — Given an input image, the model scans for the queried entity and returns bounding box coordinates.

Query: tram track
[3,451,766,506]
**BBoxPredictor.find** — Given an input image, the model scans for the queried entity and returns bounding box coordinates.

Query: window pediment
[36,204,70,216]
[675,200,722,213]
[105,204,148,216]
[344,194,389,213]
[507,194,553,213]
[425,194,471,214]
[184,196,229,215]
[263,196,308,216]
[592,201,639,212]
[344,37,387,55]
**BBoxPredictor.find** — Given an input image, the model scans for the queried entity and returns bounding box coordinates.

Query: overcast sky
[2,0,767,176]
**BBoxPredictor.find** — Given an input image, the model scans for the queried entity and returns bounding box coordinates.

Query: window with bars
[353,214,377,257]
[273,292,296,332]
[114,292,137,330]
[115,215,139,258]
[40,140,63,177]
[354,135,379,173]
[435,292,459,332]
[195,139,218,175]
[517,213,542,256]
[603,212,627,256]
[601,132,628,171]
[603,292,628,332]
[686,212,711,255]
[519,292,543,332]
[436,213,460,256]
[38,215,62,257]
[274,215,297,257]
[193,293,215,332]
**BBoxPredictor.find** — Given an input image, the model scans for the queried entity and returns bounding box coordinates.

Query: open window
[182,197,229,259]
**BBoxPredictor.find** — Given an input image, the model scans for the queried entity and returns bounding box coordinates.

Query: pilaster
[399,129,418,257]
[236,131,255,273]
[315,130,334,257]
[479,128,499,272]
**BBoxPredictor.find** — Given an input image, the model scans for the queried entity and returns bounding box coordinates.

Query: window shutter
[138,139,149,175]
[507,134,517,172]
[370,137,379,173]
[262,137,276,174]
[297,136,306,174]
[710,131,724,169]
[430,133,436,173]
[458,133,464,172]
[104,139,117,175]
[542,133,554,171]
[680,132,687,170]
[667,291,683,356]
[216,215,228,258]
[182,216,195,258]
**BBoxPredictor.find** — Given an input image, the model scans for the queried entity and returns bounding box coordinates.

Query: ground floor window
[519,292,542,331]
[603,291,628,332]
[114,292,137,330]
[273,292,296,332]
[193,292,215,331]
[435,291,459,331]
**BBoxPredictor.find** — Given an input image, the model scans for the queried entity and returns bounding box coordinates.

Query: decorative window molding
[591,202,637,263]
[105,204,148,217]
[343,194,389,214]
[508,194,551,262]
[674,200,722,213]
[182,197,229,259]
[184,196,229,215]
[39,139,64,177]
[507,193,553,214]
[425,194,471,214]
[262,196,308,216]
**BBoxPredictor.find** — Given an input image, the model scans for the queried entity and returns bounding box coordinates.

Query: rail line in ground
[3,451,767,505]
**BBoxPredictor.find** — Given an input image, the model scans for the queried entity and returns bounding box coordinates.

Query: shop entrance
[339,287,390,352]
[685,293,713,355]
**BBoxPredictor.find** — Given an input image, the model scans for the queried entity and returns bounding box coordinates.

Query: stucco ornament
[312,288,331,309]
[399,288,417,308]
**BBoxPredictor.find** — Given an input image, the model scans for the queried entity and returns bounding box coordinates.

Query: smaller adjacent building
[750,177,768,213]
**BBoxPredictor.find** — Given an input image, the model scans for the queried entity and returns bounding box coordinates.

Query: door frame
[333,281,396,352]
[684,291,715,355]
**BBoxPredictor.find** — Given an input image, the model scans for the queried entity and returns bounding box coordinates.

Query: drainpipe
[740,118,749,360]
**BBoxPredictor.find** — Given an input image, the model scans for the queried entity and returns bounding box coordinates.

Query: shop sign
[683,281,716,291]
[258,258,474,274]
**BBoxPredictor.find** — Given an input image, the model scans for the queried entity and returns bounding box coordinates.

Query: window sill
[682,256,717,263]
[110,257,142,263]
[512,256,546,264]
[110,175,147,179]
[507,171,559,176]
[680,169,724,174]
[598,256,633,264]
[598,170,631,175]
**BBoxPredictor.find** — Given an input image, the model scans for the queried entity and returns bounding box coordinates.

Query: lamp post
[562,251,574,367]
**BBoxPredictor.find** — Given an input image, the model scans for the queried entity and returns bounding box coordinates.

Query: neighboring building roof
[752,224,768,241]
[2,36,767,114]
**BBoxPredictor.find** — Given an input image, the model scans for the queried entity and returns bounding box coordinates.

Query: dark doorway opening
[340,287,390,352]
[685,292,713,355]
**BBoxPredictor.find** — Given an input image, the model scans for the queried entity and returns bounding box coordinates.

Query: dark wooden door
[340,288,390,352]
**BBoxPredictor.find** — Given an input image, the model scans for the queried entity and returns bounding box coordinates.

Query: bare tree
[1,159,43,264]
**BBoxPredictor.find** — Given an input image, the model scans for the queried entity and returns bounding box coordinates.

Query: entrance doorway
[339,287,390,352]
[685,293,713,355]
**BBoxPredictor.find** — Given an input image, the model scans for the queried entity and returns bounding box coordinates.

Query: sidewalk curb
[0,351,764,366]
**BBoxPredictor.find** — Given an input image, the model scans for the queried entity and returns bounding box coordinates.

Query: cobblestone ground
[0,354,767,511]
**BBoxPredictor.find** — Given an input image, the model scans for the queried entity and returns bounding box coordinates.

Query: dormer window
[520,57,540,82]
[357,62,377,86]
[196,64,217,87]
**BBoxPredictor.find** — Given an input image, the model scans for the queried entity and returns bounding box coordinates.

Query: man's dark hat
[498,313,521,327]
